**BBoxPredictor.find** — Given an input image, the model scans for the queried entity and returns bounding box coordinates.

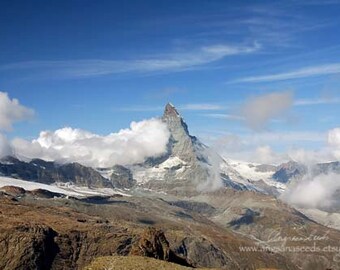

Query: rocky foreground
[1,185,340,270]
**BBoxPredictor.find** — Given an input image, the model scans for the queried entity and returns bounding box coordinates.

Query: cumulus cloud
[209,133,289,165]
[253,145,284,164]
[328,128,340,145]
[0,134,13,158]
[0,91,34,131]
[286,127,340,165]
[241,91,294,130]
[282,173,340,209]
[280,130,340,209]
[328,127,340,159]
[12,118,170,167]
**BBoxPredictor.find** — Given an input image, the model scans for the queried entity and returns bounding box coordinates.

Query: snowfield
[131,156,187,183]
[226,159,287,193]
[0,176,129,197]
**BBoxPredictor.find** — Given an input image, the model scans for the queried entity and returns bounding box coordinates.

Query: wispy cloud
[0,43,260,79]
[295,97,340,106]
[180,103,224,111]
[202,113,244,120]
[233,63,340,83]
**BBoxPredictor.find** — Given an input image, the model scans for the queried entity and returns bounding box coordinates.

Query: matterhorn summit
[129,103,224,194]
[162,103,201,163]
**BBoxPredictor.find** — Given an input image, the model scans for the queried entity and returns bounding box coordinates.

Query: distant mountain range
[1,103,339,195]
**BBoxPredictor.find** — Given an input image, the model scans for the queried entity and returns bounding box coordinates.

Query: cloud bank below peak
[11,118,170,168]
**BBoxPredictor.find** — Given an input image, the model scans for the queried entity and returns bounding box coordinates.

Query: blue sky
[1,0,340,163]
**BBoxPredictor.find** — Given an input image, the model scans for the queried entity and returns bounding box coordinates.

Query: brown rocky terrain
[0,188,299,270]
[84,256,220,270]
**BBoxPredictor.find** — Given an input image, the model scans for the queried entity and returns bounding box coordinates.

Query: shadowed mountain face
[272,160,340,183]
[272,161,307,183]
[0,156,112,188]
[109,165,136,189]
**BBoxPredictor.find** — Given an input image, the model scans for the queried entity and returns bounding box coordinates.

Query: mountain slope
[0,156,112,188]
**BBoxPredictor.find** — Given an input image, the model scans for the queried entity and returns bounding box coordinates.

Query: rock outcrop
[110,165,136,189]
[0,156,112,188]
[130,227,170,260]
[272,161,306,183]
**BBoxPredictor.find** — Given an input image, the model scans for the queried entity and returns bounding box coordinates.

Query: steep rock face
[272,161,307,183]
[0,224,58,270]
[57,163,112,188]
[174,237,231,268]
[110,165,136,189]
[0,197,134,270]
[0,156,112,188]
[162,103,198,164]
[272,160,340,184]
[133,103,217,194]
[130,227,170,260]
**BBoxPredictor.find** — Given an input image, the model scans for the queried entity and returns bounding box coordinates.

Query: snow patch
[131,156,187,183]
[0,176,129,197]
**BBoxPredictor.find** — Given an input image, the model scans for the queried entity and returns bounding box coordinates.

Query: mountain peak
[162,103,190,137]
[163,102,180,118]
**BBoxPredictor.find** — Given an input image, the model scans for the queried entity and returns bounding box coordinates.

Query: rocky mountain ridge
[0,156,112,188]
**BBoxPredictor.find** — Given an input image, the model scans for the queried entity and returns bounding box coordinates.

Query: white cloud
[0,92,34,131]
[287,148,334,165]
[282,173,340,209]
[234,63,340,83]
[328,127,340,147]
[209,133,289,165]
[295,97,340,106]
[12,118,170,167]
[241,91,294,130]
[0,134,13,158]
[202,113,244,120]
[179,103,224,111]
[328,127,340,159]
[253,145,284,164]
[0,43,260,78]
[206,129,331,165]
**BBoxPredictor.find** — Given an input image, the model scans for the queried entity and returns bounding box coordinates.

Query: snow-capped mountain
[110,103,281,194]
[129,103,221,194]
[1,103,339,199]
